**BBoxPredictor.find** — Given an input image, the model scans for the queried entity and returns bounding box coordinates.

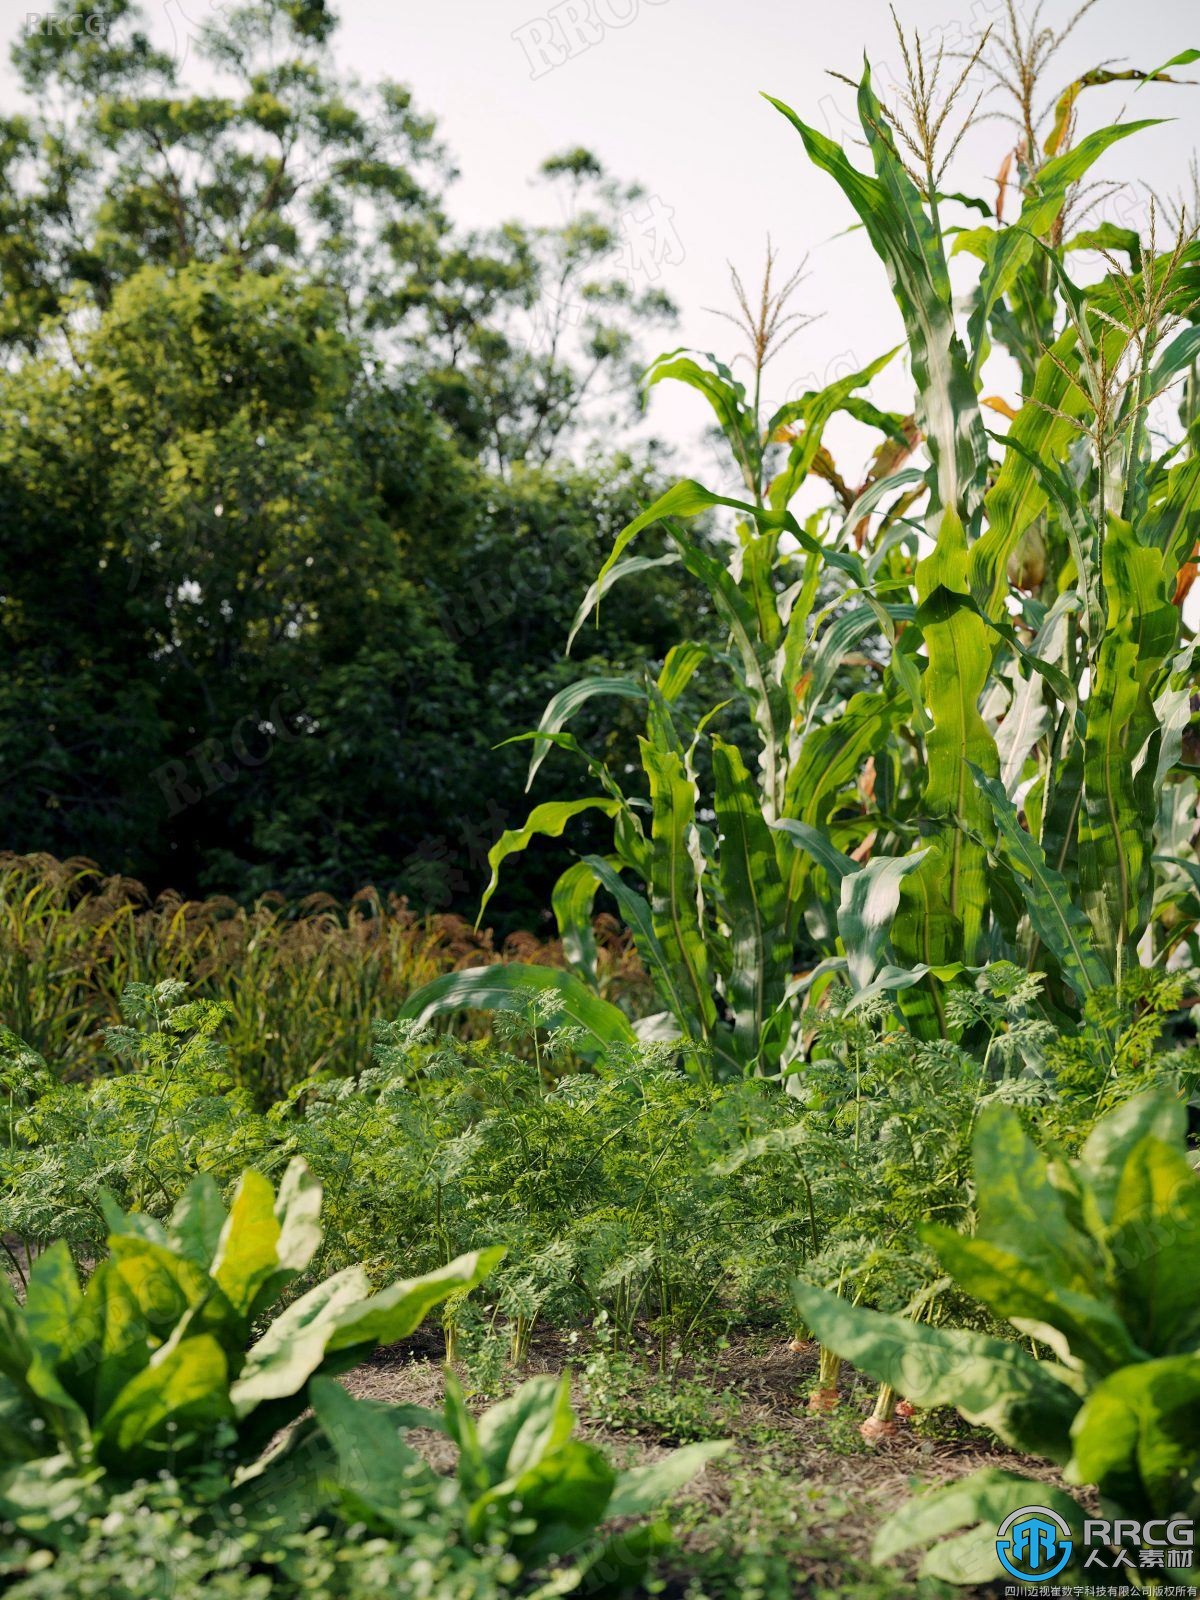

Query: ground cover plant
[4,0,1200,1596]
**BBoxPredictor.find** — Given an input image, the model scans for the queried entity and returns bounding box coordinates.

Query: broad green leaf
[790,1279,1080,1461]
[970,764,1110,1001]
[96,1335,230,1460]
[211,1169,281,1317]
[971,1107,1101,1287]
[65,1261,149,1424]
[1069,1356,1200,1515]
[478,798,622,925]
[1080,1093,1187,1226]
[475,1373,575,1484]
[925,1228,1140,1374]
[712,737,790,1062]
[1109,1135,1200,1354]
[606,1441,729,1520]
[309,1376,438,1518]
[22,1243,88,1430]
[468,1438,617,1561]
[166,1173,227,1269]
[326,1246,505,1356]
[873,1467,1082,1586]
[229,1264,371,1416]
[271,1159,324,1280]
[442,1370,486,1496]
[398,965,636,1050]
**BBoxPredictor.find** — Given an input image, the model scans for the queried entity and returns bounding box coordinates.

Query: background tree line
[0,0,719,925]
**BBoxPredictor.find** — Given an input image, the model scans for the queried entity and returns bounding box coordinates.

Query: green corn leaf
[711,737,790,1063]
[591,478,865,603]
[566,551,678,655]
[971,326,1092,616]
[644,349,760,496]
[838,851,929,990]
[478,798,622,925]
[765,347,901,510]
[580,854,701,1036]
[968,121,1160,375]
[657,640,710,702]
[1079,518,1178,967]
[523,677,645,793]
[398,965,636,1050]
[770,817,857,897]
[969,763,1110,1001]
[552,860,600,989]
[767,73,988,533]
[640,738,716,1038]
[670,533,791,819]
[907,580,1000,966]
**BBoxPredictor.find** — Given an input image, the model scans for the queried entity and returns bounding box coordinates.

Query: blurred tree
[0,258,705,920]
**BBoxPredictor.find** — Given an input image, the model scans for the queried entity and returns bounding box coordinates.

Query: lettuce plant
[792,1091,1200,1587]
[304,1369,726,1595]
[0,1159,501,1510]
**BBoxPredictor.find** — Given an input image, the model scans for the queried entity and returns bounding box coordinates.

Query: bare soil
[346,1327,1062,1598]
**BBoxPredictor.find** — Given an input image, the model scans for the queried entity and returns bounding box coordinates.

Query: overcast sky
[4,0,1199,479]
[327,0,1200,476]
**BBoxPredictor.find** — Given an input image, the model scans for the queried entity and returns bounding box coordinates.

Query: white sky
[3,0,1199,480]
[324,0,1200,480]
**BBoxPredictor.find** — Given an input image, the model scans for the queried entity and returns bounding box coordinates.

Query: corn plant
[791,1090,1200,1588]
[403,24,1200,1068]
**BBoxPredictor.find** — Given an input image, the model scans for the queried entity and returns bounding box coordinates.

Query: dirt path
[346,1329,1052,1597]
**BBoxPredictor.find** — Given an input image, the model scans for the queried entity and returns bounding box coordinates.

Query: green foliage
[458,23,1200,1063]
[0,1155,500,1487]
[310,1372,724,1595]
[0,0,714,919]
[791,1091,1200,1586]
